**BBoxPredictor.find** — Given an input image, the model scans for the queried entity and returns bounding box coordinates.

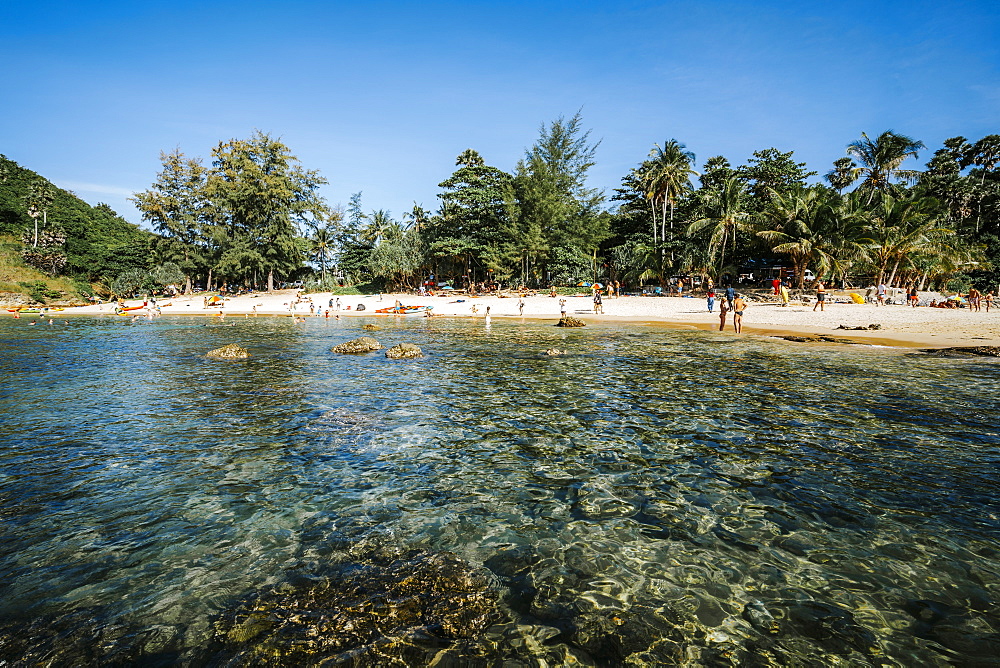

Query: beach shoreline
[35,289,1000,350]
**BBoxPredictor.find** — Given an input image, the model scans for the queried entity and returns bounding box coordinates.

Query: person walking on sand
[772,277,780,295]
[706,288,715,313]
[676,278,684,297]
[813,281,827,312]
[985,291,995,312]
[909,287,919,307]
[559,298,567,316]
[518,298,524,316]
[719,298,729,331]
[593,291,603,314]
[733,294,746,334]
[877,282,887,306]
[725,285,735,310]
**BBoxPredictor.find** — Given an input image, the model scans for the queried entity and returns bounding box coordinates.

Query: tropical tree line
[3,122,997,299]
[609,130,999,292]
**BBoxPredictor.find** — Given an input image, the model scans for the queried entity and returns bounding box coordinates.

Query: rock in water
[332,336,383,353]
[556,316,585,327]
[922,346,1000,357]
[206,343,250,359]
[545,348,565,356]
[385,343,422,359]
[212,550,504,665]
[362,323,380,331]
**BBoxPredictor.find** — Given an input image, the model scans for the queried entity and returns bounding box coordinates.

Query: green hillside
[0,154,153,303]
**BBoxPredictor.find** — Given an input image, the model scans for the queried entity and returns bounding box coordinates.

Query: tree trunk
[267,269,275,293]
[207,267,214,292]
[887,257,901,288]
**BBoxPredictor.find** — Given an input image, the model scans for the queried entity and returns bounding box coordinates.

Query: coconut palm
[757,187,863,288]
[824,157,859,193]
[687,177,751,275]
[642,139,698,265]
[311,225,334,284]
[846,131,926,203]
[861,194,946,286]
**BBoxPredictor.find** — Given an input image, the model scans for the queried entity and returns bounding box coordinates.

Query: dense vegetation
[3,121,998,301]
[0,155,153,299]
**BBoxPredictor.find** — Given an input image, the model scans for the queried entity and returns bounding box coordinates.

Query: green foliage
[0,155,152,285]
[18,280,61,303]
[111,268,151,298]
[151,261,185,287]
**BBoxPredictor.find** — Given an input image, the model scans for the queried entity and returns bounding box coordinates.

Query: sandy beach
[51,288,1000,349]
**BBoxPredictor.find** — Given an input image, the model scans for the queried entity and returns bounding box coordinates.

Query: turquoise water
[0,315,998,665]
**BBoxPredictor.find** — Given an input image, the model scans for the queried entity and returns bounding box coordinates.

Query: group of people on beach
[706,285,746,333]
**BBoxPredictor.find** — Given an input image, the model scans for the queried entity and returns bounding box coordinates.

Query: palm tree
[825,157,859,193]
[757,187,861,288]
[402,203,430,231]
[687,177,751,275]
[311,226,334,285]
[861,194,945,286]
[643,140,698,265]
[846,130,926,203]
[362,210,395,246]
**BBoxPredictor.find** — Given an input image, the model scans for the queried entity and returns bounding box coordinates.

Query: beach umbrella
[593,283,603,288]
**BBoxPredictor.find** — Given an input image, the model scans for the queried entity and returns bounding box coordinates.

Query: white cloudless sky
[2,0,998,227]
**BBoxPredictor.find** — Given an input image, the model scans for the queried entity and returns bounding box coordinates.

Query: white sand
[57,289,1000,348]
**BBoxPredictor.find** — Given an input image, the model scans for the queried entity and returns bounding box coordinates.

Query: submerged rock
[211,549,504,665]
[556,316,585,328]
[206,343,250,359]
[332,336,383,353]
[362,323,380,331]
[544,348,565,356]
[385,343,422,359]
[921,346,1000,357]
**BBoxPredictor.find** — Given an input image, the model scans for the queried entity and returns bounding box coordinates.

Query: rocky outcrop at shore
[836,323,882,330]
[556,316,585,327]
[332,337,383,353]
[206,343,250,359]
[385,343,422,359]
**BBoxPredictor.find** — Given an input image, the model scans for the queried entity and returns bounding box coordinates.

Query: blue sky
[2,0,998,227]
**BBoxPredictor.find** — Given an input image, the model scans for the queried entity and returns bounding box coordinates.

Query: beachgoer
[549,286,557,297]
[485,306,491,326]
[719,299,729,331]
[909,287,919,307]
[969,287,981,312]
[813,281,826,312]
[725,285,735,309]
[329,298,334,307]
[559,298,567,316]
[706,277,714,291]
[707,289,715,313]
[336,298,341,311]
[733,294,746,333]
[877,283,886,306]
[518,299,524,315]
[772,278,780,295]
[779,283,790,307]
[985,291,995,312]
[676,278,684,296]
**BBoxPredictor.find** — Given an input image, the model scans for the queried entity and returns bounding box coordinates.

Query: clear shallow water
[0,315,998,665]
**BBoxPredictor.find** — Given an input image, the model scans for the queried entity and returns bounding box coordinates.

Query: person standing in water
[733,293,747,334]
[719,298,729,331]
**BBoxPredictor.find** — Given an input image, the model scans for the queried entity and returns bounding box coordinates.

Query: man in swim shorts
[733,294,746,333]
[813,281,826,312]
